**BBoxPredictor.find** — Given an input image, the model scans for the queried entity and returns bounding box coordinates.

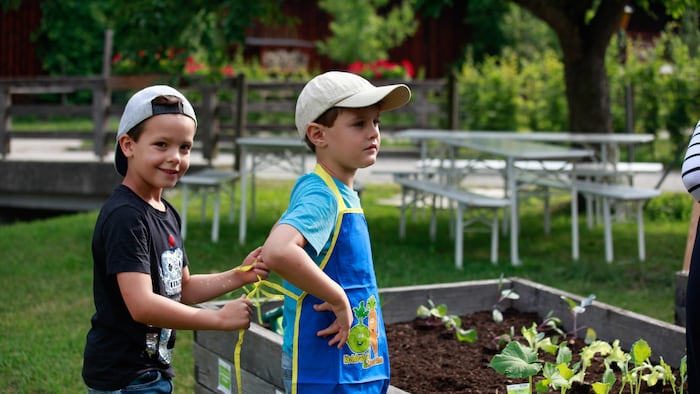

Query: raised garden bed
[193,278,685,393]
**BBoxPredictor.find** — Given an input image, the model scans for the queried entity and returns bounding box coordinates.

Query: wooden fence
[0,75,456,169]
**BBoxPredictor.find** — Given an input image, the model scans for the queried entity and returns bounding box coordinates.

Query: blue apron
[291,165,390,394]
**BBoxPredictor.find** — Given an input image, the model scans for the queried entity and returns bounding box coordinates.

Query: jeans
[281,351,292,394]
[87,371,173,394]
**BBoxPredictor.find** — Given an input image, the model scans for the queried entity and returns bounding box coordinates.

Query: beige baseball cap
[294,71,411,139]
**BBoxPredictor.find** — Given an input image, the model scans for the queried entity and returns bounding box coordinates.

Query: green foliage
[31,0,283,76]
[488,340,542,378]
[645,192,695,221]
[33,1,111,75]
[316,0,418,64]
[415,299,478,343]
[464,0,510,61]
[490,331,686,393]
[449,15,700,165]
[455,48,567,131]
[500,3,559,60]
[561,294,597,341]
[492,273,520,323]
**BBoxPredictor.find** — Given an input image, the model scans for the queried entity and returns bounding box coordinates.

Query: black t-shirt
[82,185,188,390]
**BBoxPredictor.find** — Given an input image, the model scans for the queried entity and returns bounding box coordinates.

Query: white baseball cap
[294,71,411,139]
[114,85,197,176]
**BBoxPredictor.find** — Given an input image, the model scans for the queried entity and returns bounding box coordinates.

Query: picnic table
[236,136,309,244]
[391,129,663,265]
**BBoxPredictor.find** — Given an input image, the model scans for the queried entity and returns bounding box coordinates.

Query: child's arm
[180,246,268,305]
[116,247,268,331]
[261,223,352,349]
[118,271,252,331]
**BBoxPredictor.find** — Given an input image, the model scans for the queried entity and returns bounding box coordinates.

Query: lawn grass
[0,179,692,393]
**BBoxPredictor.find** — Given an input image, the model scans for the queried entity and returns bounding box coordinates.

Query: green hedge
[450,28,700,164]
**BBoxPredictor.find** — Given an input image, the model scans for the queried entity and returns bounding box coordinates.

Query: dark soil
[386,309,686,394]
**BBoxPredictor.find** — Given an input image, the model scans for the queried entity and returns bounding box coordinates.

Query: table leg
[603,197,614,263]
[212,185,221,242]
[456,203,464,270]
[181,184,189,240]
[636,201,646,261]
[506,158,521,265]
[251,154,257,223]
[229,180,235,223]
[238,147,248,244]
[571,184,580,261]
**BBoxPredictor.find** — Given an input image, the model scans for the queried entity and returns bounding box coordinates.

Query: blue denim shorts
[87,371,173,394]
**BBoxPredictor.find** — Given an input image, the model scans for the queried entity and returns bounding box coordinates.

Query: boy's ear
[118,134,134,158]
[306,122,326,148]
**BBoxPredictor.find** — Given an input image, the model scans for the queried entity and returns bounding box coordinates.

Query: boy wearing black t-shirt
[82,85,268,392]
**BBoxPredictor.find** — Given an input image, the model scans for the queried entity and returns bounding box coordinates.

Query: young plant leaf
[630,338,651,367]
[488,341,542,378]
[541,362,568,390]
[456,327,478,343]
[416,305,431,319]
[501,288,520,300]
[492,308,503,323]
[592,382,611,394]
[584,327,597,344]
[555,343,572,365]
[580,340,612,369]
[604,339,628,371]
[538,337,559,355]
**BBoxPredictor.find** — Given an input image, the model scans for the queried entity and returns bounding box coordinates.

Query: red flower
[401,60,415,78]
[220,64,235,77]
[346,59,414,80]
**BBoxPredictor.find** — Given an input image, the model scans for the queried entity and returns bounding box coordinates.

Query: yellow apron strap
[313,164,347,210]
[231,263,297,394]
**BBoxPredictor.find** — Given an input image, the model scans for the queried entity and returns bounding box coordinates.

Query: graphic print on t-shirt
[160,233,183,297]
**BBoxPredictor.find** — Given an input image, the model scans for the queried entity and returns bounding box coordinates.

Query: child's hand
[235,246,269,283]
[313,299,353,349]
[218,294,254,330]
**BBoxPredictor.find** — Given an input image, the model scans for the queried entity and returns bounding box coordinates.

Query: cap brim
[336,84,411,112]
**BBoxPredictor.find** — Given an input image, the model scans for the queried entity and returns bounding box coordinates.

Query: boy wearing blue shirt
[262,71,411,393]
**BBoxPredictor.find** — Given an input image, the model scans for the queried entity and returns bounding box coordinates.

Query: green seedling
[493,274,520,323]
[489,310,687,393]
[416,299,477,343]
[561,294,596,342]
[493,310,564,349]
[488,340,542,388]
[680,355,687,394]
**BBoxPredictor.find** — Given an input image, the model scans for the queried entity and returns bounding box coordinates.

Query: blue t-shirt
[277,172,361,356]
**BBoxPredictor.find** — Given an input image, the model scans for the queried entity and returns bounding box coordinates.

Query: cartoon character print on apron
[290,165,390,394]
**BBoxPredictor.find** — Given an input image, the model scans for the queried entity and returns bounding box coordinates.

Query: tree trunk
[508,0,627,133]
[562,43,613,133]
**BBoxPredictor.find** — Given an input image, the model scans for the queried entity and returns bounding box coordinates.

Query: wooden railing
[0,75,457,168]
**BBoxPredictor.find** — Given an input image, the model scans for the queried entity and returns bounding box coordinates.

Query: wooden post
[0,86,9,157]
[198,84,219,164]
[233,74,246,171]
[92,29,113,159]
[683,200,700,272]
[447,73,459,130]
[102,30,113,78]
[92,81,110,159]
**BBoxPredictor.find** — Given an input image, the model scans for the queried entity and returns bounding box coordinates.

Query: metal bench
[394,177,511,268]
[572,180,661,263]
